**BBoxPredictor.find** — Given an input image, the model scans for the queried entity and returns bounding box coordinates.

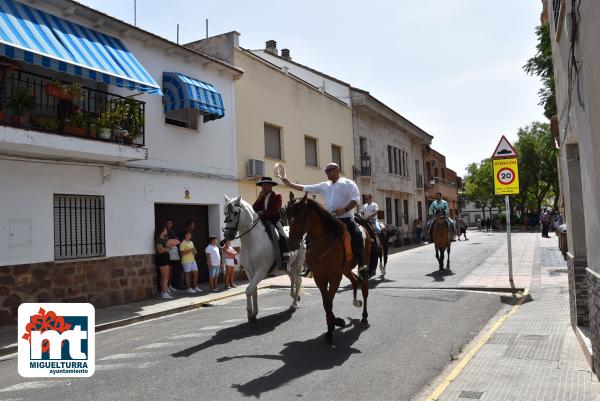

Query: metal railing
[0,69,145,146]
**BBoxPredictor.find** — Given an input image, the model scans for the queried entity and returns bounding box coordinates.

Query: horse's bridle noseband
[223,203,260,240]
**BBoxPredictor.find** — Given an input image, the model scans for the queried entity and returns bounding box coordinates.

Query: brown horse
[286,193,374,343]
[432,210,451,270]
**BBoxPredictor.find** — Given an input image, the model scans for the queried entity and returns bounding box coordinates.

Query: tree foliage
[464,158,501,219]
[523,23,556,120]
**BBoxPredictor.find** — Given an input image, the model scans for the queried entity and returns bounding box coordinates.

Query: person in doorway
[413,219,423,243]
[541,208,551,238]
[221,239,238,289]
[361,195,382,235]
[205,236,221,291]
[155,227,173,300]
[253,177,290,270]
[179,231,200,294]
[164,219,180,292]
[282,163,366,277]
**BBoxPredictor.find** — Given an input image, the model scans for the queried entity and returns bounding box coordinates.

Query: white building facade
[0,0,241,324]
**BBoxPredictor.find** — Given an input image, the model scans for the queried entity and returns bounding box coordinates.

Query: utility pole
[133,0,136,26]
[206,19,209,39]
[177,24,179,44]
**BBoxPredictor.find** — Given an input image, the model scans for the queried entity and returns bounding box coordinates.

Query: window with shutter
[305,136,318,167]
[264,124,282,159]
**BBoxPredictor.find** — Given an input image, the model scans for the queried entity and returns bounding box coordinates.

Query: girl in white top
[222,239,238,289]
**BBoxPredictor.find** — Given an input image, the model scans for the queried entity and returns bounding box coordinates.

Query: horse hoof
[297,296,301,302]
[324,332,333,344]
[353,299,363,308]
[289,305,297,312]
[248,316,257,323]
[334,317,346,328]
[361,319,370,329]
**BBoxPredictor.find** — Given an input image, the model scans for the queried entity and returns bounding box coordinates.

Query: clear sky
[78,0,546,176]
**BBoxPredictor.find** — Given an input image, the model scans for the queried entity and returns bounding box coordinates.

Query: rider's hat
[256,176,278,186]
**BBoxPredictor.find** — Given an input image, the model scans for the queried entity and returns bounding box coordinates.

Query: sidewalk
[0,274,316,357]
[423,235,600,401]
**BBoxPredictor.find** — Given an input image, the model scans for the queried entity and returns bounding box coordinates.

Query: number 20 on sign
[493,158,519,195]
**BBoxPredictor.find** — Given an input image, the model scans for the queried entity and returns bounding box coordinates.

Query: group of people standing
[155,219,239,300]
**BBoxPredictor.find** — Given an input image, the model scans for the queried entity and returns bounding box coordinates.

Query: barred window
[54,194,105,260]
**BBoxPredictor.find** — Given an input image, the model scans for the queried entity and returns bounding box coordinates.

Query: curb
[0,282,271,358]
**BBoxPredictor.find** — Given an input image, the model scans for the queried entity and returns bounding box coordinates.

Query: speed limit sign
[493,158,519,195]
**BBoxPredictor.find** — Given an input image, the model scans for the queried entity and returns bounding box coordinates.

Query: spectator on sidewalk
[457,216,468,240]
[179,231,201,294]
[541,209,551,238]
[413,219,423,243]
[164,219,181,292]
[205,236,221,292]
[221,240,238,289]
[155,227,173,300]
[485,217,491,231]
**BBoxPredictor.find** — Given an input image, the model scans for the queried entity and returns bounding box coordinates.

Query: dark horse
[286,193,377,343]
[375,222,398,278]
[431,210,451,270]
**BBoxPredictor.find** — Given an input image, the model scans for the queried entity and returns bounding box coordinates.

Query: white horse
[223,195,305,322]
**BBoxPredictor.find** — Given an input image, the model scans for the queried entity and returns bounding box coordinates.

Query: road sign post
[491,136,519,291]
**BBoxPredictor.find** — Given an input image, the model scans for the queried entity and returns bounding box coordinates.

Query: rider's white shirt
[304,177,360,219]
[361,202,379,220]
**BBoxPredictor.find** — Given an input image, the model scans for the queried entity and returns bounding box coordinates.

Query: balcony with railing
[0,68,147,162]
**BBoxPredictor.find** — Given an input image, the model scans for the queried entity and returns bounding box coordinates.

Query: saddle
[260,220,288,271]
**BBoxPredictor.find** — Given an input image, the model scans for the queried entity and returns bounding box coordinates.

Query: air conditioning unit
[247,159,265,178]
[430,159,437,168]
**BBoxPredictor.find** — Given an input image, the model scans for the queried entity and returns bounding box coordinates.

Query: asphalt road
[0,231,509,401]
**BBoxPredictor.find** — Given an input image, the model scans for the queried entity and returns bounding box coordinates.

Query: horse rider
[282,163,366,276]
[427,191,455,241]
[253,176,289,270]
[361,195,382,235]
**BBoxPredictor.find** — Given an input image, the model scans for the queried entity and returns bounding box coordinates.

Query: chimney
[265,40,278,56]
[281,48,291,61]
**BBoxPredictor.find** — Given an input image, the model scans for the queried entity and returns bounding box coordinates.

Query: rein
[294,203,340,262]
[224,206,261,240]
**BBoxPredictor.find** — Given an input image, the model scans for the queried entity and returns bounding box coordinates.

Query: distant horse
[431,210,451,270]
[223,196,305,322]
[376,222,398,278]
[286,192,377,343]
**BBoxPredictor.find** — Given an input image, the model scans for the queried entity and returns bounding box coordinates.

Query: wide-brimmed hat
[256,176,278,186]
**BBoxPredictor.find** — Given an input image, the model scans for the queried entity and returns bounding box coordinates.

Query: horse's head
[435,210,446,224]
[223,195,247,241]
[285,192,309,251]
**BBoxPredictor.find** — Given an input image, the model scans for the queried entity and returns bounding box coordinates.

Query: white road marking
[138,361,160,369]
[221,318,245,323]
[0,380,67,392]
[95,363,131,371]
[169,333,210,339]
[135,342,176,350]
[198,326,222,331]
[99,352,152,361]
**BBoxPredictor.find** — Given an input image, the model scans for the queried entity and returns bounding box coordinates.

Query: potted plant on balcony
[64,111,86,136]
[120,98,144,144]
[45,81,85,101]
[30,115,60,131]
[7,87,35,127]
[97,111,113,140]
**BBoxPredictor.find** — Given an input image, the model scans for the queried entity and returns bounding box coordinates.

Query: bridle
[288,200,338,261]
[223,203,260,240]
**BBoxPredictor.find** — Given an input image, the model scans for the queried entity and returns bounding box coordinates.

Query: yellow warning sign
[493,158,519,195]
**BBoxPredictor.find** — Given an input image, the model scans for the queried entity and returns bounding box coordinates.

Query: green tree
[514,122,559,213]
[464,159,501,220]
[523,23,556,120]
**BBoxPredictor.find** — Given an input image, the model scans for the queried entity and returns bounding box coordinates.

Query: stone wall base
[568,253,589,326]
[0,255,157,326]
[587,267,600,375]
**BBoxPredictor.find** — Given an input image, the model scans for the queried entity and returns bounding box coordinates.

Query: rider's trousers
[340,217,364,267]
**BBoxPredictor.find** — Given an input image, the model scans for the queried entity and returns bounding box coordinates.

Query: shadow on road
[218,318,365,398]
[171,309,295,358]
[425,269,454,282]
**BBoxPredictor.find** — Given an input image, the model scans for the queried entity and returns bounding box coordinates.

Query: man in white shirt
[361,194,381,234]
[282,163,365,273]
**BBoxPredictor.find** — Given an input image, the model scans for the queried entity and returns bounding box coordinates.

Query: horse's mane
[306,198,342,237]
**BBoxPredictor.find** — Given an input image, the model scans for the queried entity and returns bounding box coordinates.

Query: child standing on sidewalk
[221,240,238,289]
[205,236,221,292]
[179,231,200,294]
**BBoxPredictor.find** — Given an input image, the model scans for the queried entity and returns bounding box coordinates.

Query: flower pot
[45,83,73,101]
[112,127,123,137]
[88,127,97,138]
[98,128,112,140]
[11,114,29,127]
[64,126,86,136]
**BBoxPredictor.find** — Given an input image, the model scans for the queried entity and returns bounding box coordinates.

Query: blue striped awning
[162,72,224,122]
[0,0,161,94]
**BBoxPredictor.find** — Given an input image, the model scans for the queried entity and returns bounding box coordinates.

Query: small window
[359,137,368,156]
[54,194,105,260]
[305,136,318,167]
[385,197,392,225]
[265,124,282,159]
[331,144,342,170]
[393,148,398,175]
[417,201,423,221]
[403,199,409,224]
[388,146,393,174]
[165,108,199,130]
[394,199,400,226]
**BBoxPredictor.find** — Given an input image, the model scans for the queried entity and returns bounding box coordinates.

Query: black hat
[256,176,278,186]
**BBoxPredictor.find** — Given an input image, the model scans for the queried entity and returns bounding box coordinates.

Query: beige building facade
[187,34,354,205]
